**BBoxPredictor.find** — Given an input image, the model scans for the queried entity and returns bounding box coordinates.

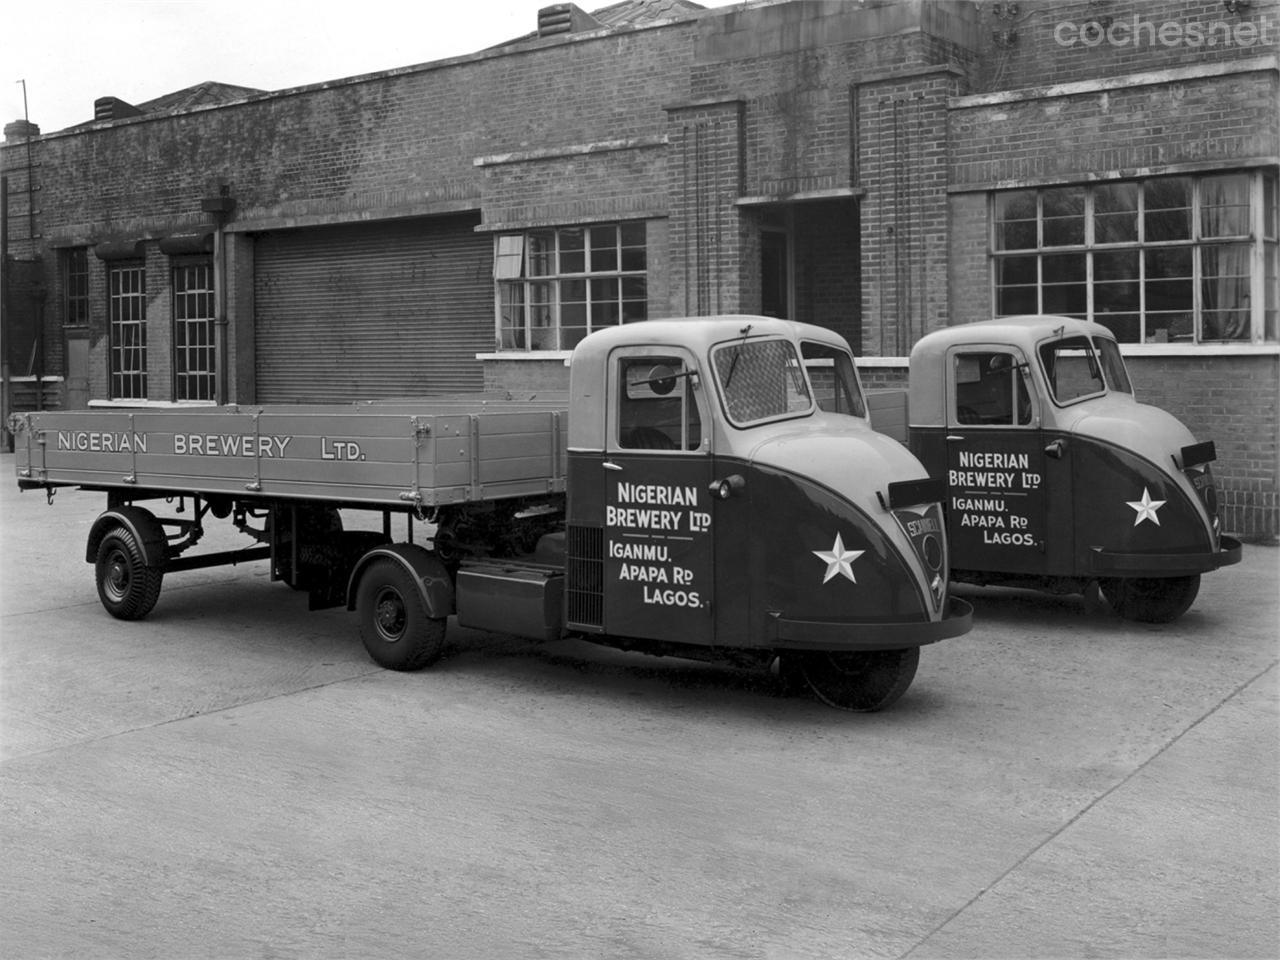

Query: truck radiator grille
[566,524,604,630]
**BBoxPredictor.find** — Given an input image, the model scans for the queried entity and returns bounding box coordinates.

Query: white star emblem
[813,533,865,584]
[1126,487,1166,526]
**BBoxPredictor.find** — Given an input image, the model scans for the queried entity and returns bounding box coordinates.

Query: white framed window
[991,170,1278,344]
[62,248,90,325]
[494,222,647,351]
[108,263,147,400]
[172,261,216,401]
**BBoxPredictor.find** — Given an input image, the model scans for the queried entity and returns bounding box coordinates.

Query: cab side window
[1040,336,1107,403]
[617,356,702,451]
[953,351,1032,426]
[801,340,867,418]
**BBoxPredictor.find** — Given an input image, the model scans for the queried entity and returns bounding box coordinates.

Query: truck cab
[559,317,970,708]
[904,315,1241,622]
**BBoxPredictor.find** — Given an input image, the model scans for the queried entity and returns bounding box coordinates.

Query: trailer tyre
[796,647,920,712]
[1099,575,1200,623]
[356,558,446,671]
[95,525,164,620]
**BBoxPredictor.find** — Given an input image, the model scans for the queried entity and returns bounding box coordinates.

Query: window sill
[475,352,573,363]
[1120,343,1280,357]
[88,399,219,408]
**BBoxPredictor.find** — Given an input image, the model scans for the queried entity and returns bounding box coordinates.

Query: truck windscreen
[712,338,812,426]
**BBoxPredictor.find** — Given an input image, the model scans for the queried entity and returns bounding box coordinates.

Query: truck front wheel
[795,647,920,712]
[1099,575,1200,623]
[95,525,164,620]
[356,558,446,671]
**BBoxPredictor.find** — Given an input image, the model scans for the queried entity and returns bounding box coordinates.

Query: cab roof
[572,315,847,362]
[909,315,1117,359]
[906,315,1121,429]
[567,315,851,448]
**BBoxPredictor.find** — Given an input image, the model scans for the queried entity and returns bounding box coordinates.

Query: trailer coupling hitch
[399,490,430,522]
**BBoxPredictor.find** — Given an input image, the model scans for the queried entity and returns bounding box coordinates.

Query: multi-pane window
[992,171,1279,344]
[63,248,90,325]
[172,261,216,401]
[108,264,147,399]
[495,222,647,351]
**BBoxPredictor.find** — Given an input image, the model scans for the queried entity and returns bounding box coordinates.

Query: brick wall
[478,143,667,230]
[1127,355,1279,541]
[664,100,747,317]
[684,8,977,332]
[857,70,959,357]
[947,192,990,326]
[15,24,698,239]
[481,358,571,394]
[950,65,1279,191]
[968,0,1279,93]
[857,364,910,391]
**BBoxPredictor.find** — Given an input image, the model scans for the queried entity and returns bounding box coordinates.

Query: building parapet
[950,54,1278,109]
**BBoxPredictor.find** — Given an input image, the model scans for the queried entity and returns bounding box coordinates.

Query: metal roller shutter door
[254,215,490,402]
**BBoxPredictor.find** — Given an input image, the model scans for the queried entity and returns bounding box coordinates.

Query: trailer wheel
[95,525,164,620]
[796,647,920,712]
[1099,575,1200,623]
[356,558,446,671]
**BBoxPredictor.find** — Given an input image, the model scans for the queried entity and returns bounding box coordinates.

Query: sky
[3,0,743,135]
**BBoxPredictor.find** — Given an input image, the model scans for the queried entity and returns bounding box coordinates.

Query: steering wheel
[624,427,677,450]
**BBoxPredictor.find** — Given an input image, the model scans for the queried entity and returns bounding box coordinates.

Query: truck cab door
[943,346,1049,574]
[599,349,715,644]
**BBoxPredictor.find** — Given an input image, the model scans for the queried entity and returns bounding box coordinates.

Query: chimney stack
[4,119,40,142]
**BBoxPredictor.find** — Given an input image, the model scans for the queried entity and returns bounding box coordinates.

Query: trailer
[11,316,972,711]
[863,315,1241,622]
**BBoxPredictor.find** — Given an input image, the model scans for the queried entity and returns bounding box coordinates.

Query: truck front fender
[346,544,455,619]
[85,506,167,568]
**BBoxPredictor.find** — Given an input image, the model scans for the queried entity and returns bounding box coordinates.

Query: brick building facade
[2,0,1277,538]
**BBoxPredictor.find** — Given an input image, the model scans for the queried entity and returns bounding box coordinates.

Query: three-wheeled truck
[10,316,972,711]
[864,315,1241,622]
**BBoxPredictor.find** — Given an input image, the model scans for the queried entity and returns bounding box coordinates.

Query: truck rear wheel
[95,525,164,620]
[356,558,446,671]
[1099,575,1200,623]
[796,647,920,712]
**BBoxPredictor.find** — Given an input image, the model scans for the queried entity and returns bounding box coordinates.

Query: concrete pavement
[1,461,1277,959]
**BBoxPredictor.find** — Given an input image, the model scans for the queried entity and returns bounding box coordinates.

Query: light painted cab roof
[909,315,1117,359]
[907,315,1120,429]
[573,315,848,362]
[567,315,853,448]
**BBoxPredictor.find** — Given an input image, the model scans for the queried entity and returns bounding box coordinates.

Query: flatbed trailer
[11,317,972,712]
[18,397,569,509]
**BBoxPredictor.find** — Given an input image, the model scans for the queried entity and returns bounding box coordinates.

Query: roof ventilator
[94,97,143,123]
[537,3,603,37]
